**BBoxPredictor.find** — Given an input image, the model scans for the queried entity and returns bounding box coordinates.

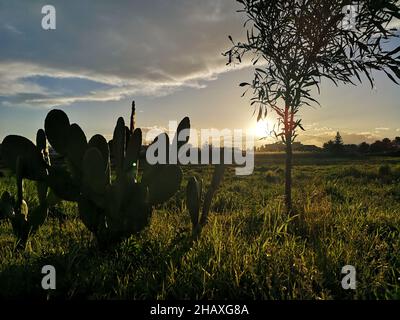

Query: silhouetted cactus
[0,101,190,248]
[130,101,136,133]
[44,103,190,247]
[44,109,83,201]
[0,191,15,221]
[186,164,225,240]
[0,130,50,249]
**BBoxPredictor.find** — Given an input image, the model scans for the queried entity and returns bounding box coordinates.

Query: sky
[0,0,399,147]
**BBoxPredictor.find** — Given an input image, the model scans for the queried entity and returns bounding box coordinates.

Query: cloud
[3,23,23,35]
[0,0,247,108]
[0,60,252,108]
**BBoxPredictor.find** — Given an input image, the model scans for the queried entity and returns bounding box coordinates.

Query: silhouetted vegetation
[0,0,399,300]
[225,0,400,213]
[1,156,400,299]
[255,134,400,157]
[256,141,322,153]
[323,132,400,156]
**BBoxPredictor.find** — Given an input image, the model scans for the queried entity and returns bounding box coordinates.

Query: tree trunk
[285,135,293,214]
[283,102,293,215]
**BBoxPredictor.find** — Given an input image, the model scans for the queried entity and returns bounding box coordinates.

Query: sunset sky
[0,0,399,147]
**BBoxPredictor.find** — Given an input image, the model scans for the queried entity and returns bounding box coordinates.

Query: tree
[370,140,386,153]
[333,131,345,154]
[323,140,335,153]
[323,132,345,154]
[224,0,400,214]
[334,132,343,145]
[344,144,358,154]
[358,141,370,153]
[394,136,400,147]
[382,137,393,150]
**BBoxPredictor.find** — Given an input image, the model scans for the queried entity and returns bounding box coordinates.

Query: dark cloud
[0,0,246,107]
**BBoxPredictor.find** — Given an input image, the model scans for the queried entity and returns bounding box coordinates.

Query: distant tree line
[323,132,400,155]
[255,132,400,156]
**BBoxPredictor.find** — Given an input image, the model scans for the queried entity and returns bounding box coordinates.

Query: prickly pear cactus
[186,164,225,240]
[0,129,50,249]
[0,191,15,221]
[44,104,190,247]
[0,102,190,248]
[187,176,202,238]
[1,134,48,181]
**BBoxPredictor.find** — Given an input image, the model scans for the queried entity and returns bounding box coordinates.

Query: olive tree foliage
[224,0,400,212]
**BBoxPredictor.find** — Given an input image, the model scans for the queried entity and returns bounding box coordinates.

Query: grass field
[0,154,399,299]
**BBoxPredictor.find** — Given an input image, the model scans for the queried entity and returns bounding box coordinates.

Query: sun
[252,119,273,138]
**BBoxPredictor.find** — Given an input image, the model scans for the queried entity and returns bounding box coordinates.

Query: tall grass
[0,157,399,299]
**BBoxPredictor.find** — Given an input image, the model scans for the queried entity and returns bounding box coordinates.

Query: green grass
[0,155,399,299]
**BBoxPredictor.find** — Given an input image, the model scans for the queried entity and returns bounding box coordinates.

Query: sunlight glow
[251,119,274,138]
